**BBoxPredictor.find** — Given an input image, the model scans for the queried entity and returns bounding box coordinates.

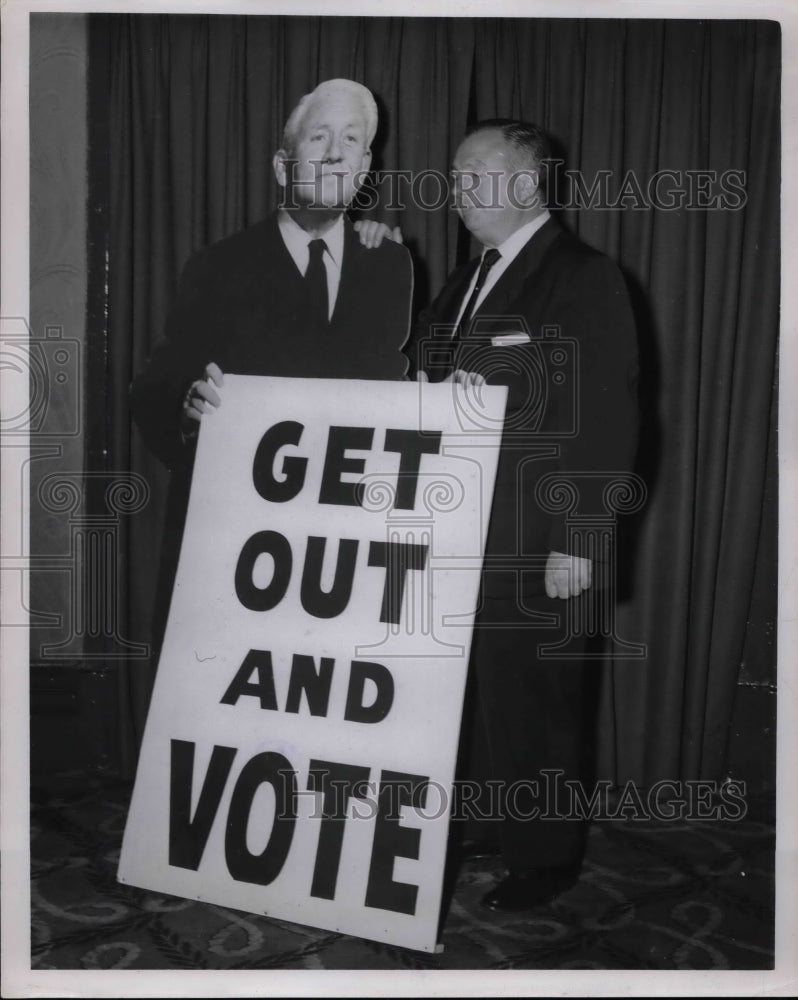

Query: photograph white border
[2,0,796,996]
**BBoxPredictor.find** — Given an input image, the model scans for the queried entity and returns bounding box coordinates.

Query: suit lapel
[437,259,481,326]
[258,212,296,273]
[243,214,304,308]
[333,220,365,324]
[470,216,562,326]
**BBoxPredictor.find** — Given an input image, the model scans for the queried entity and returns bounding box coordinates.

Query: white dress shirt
[277,209,345,321]
[454,210,551,325]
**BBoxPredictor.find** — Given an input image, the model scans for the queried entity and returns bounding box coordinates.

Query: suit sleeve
[404,276,463,382]
[545,254,640,557]
[129,250,216,470]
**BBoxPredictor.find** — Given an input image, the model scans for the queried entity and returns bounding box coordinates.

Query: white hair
[281,78,378,153]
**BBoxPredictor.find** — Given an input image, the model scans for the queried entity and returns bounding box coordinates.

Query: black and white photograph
[1,0,795,995]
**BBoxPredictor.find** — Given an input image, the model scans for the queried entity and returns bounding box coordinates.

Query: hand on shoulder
[353,220,404,249]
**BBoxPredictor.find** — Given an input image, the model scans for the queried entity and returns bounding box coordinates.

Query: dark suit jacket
[409,216,639,597]
[131,212,413,469]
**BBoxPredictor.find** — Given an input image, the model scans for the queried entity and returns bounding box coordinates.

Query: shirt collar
[277,209,345,268]
[489,210,551,265]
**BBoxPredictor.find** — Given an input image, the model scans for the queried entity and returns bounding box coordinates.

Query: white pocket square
[490,332,531,347]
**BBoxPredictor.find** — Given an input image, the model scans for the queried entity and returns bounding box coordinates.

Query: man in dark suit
[130,79,411,663]
[131,78,412,468]
[410,120,639,911]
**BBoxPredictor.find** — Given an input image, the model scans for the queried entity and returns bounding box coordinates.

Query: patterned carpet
[30,774,775,971]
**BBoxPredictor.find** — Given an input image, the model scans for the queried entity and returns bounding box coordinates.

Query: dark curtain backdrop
[98,15,779,785]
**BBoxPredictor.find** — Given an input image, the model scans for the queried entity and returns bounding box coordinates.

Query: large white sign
[118,375,506,953]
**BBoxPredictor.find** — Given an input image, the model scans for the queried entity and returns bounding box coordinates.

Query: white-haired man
[132,78,411,467]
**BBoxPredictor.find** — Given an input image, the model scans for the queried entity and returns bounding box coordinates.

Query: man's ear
[360,148,373,172]
[515,169,539,208]
[273,149,288,189]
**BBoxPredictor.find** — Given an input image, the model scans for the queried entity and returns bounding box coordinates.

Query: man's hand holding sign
[180,362,224,435]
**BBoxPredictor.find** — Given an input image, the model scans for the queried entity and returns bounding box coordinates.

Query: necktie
[458,248,501,334]
[305,238,329,324]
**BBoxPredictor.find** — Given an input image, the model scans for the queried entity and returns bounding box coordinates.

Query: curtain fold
[101,14,779,785]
